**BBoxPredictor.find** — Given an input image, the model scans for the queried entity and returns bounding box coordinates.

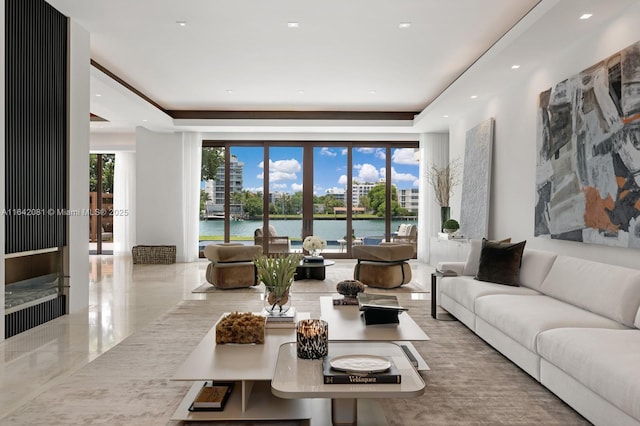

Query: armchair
[352,243,414,289]
[254,225,290,253]
[204,243,262,289]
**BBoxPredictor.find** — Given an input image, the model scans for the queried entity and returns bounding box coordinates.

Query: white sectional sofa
[438,244,640,426]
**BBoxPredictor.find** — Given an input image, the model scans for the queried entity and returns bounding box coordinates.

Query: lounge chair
[254,225,290,253]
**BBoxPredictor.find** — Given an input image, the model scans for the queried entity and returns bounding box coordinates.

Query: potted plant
[254,253,302,314]
[425,160,461,231]
[443,219,460,234]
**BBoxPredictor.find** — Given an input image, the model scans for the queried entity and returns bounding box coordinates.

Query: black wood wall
[5,0,68,254]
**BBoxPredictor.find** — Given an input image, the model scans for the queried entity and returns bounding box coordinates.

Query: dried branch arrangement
[426,160,461,207]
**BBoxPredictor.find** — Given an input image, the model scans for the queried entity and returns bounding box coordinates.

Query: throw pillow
[462,237,512,276]
[475,239,526,286]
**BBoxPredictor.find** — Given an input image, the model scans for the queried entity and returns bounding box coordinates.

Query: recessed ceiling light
[580,13,592,20]
[511,64,521,69]
[226,89,233,94]
[399,22,411,29]
[287,22,299,28]
[470,95,478,99]
[176,21,187,27]
[443,115,449,118]
[368,90,377,95]
[297,90,304,94]
[142,119,148,122]
[95,93,102,97]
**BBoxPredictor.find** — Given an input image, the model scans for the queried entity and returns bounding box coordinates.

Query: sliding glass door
[199,141,419,258]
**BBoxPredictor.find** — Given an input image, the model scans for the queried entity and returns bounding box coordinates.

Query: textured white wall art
[460,118,494,239]
[535,41,640,248]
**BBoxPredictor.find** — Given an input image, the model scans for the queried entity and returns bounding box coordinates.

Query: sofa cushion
[537,328,640,421]
[474,294,628,352]
[540,256,640,327]
[461,238,511,276]
[205,244,262,262]
[352,244,414,262]
[440,276,539,313]
[475,239,526,286]
[518,249,557,291]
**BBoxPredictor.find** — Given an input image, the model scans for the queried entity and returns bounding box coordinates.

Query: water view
[199,219,413,242]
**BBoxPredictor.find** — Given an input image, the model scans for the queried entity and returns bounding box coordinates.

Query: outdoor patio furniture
[204,243,262,289]
[352,243,414,289]
[254,225,290,253]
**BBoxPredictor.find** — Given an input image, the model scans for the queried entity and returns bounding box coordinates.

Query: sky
[231,146,419,195]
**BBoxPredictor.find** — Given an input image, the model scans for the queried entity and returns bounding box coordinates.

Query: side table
[430,272,457,321]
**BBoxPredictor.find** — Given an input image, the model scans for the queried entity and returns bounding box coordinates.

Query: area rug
[0,293,590,425]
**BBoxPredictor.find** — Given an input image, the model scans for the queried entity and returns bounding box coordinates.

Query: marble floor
[0,255,434,421]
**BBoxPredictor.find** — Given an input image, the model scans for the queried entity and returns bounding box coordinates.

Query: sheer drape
[113,151,136,255]
[181,132,202,262]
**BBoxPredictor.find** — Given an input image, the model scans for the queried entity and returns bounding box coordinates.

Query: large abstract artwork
[535,41,640,248]
[460,118,494,239]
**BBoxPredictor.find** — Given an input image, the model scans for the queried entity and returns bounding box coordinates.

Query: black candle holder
[296,319,328,359]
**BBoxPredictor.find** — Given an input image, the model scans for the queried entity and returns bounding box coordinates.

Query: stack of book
[262,307,297,328]
[331,293,359,305]
[357,293,408,325]
[189,381,234,411]
[322,355,401,384]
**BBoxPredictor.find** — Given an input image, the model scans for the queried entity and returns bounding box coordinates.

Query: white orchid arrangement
[302,235,327,254]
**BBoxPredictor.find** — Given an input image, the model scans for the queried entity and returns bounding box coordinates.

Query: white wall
[448,3,640,268]
[67,20,90,312]
[135,128,201,262]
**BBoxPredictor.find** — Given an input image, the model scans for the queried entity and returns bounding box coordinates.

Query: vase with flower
[302,235,327,258]
[254,253,302,315]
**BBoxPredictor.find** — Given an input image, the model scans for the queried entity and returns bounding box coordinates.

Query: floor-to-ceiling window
[90,153,115,255]
[199,141,418,258]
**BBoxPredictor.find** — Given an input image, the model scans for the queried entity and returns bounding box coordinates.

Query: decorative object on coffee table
[302,235,327,257]
[255,253,302,314]
[296,319,329,359]
[215,312,266,344]
[336,280,365,297]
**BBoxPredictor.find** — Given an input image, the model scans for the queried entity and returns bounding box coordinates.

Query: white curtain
[180,132,202,262]
[113,151,136,255]
[418,133,449,264]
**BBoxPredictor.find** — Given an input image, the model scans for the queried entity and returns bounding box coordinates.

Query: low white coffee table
[170,312,312,423]
[272,341,425,425]
[319,296,430,371]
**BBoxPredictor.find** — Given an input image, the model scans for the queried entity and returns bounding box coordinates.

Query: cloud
[356,147,385,160]
[338,175,348,185]
[320,147,337,157]
[258,158,301,182]
[271,183,288,189]
[354,164,362,170]
[325,187,345,194]
[384,167,418,184]
[357,163,380,183]
[393,148,419,165]
[244,186,263,193]
[341,148,347,155]
[291,183,303,191]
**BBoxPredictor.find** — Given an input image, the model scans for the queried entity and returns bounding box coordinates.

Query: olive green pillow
[475,239,526,286]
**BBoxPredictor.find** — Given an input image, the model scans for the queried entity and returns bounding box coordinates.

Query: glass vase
[440,206,451,232]
[264,287,292,315]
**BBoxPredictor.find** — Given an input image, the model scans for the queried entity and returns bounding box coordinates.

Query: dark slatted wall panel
[5,0,68,254]
[5,295,66,338]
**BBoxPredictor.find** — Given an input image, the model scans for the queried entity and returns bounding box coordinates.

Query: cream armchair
[204,243,262,289]
[254,225,290,253]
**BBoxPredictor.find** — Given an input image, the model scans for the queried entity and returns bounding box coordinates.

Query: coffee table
[319,296,430,371]
[272,341,425,425]
[170,312,312,423]
[295,259,335,280]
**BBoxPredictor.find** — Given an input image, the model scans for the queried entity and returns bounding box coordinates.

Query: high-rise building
[398,188,419,213]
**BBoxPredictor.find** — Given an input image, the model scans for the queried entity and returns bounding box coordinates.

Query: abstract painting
[460,118,494,239]
[535,41,640,248]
